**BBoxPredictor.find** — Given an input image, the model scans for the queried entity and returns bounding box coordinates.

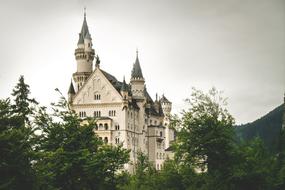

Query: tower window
[104,137,108,144]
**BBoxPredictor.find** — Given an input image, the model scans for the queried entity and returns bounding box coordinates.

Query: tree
[34,91,129,190]
[0,76,38,190]
[11,75,38,126]
[231,138,275,190]
[172,87,236,189]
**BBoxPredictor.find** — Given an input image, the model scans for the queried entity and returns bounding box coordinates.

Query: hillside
[235,104,284,152]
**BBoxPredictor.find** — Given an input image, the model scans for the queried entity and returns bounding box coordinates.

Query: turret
[73,9,95,90]
[120,76,128,100]
[68,80,76,103]
[160,94,172,117]
[130,50,145,100]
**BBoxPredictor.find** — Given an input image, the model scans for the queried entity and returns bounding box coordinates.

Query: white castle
[67,12,175,172]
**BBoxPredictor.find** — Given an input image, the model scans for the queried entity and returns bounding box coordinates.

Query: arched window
[104,137,108,144]
[160,131,163,137]
[104,123,108,130]
[99,123,103,129]
[94,93,101,100]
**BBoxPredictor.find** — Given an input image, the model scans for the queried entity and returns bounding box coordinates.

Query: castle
[67,12,175,172]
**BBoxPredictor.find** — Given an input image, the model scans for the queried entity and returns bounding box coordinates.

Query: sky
[0,0,284,124]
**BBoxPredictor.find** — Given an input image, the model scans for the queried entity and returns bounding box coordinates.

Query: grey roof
[131,52,144,79]
[77,14,91,45]
[68,81,75,94]
[160,94,171,103]
[100,69,164,115]
[121,77,127,91]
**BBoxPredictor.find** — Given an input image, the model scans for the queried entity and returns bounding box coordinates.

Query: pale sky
[0,0,284,124]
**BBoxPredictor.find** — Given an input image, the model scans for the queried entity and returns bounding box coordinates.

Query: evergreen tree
[0,76,38,190]
[11,75,38,126]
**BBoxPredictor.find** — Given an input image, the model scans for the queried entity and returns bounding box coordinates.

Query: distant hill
[235,104,284,152]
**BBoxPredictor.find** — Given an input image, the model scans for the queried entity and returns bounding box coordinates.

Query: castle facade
[68,13,175,172]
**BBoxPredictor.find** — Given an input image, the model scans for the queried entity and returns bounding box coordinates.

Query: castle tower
[73,9,95,90]
[130,50,145,100]
[160,94,173,149]
[68,80,75,103]
[160,94,172,117]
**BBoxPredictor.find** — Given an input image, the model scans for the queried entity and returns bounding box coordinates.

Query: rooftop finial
[136,48,138,58]
[84,7,86,19]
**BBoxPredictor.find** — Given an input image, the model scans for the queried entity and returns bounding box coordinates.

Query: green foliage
[11,75,38,126]
[236,104,284,152]
[34,92,129,190]
[0,76,37,190]
[173,88,235,181]
[1,77,285,190]
[231,138,275,190]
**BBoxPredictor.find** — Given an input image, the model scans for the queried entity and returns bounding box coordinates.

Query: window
[94,93,101,100]
[79,111,86,118]
[104,123,108,130]
[115,125,120,130]
[99,123,103,129]
[160,131,163,137]
[104,137,108,144]
[94,111,101,117]
[115,137,120,144]
[109,110,116,117]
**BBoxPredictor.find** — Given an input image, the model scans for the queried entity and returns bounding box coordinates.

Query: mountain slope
[235,104,284,152]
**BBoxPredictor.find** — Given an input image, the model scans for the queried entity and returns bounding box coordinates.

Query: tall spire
[77,8,91,44]
[131,49,144,79]
[121,76,127,92]
[68,80,75,95]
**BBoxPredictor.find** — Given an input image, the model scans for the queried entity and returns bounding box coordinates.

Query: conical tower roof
[68,80,75,94]
[121,76,128,91]
[131,50,144,79]
[77,9,91,44]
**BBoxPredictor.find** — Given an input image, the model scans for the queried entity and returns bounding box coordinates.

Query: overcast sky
[0,0,284,124]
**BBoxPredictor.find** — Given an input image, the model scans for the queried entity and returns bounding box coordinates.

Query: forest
[1,76,285,190]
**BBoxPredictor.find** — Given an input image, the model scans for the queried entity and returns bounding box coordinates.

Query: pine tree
[0,76,37,189]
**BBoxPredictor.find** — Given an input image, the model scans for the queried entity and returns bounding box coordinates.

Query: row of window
[94,94,101,100]
[109,110,116,116]
[99,137,108,143]
[79,111,86,117]
[98,137,120,144]
[157,164,163,170]
[94,123,120,131]
[94,111,101,117]
[157,152,165,160]
[79,110,117,118]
